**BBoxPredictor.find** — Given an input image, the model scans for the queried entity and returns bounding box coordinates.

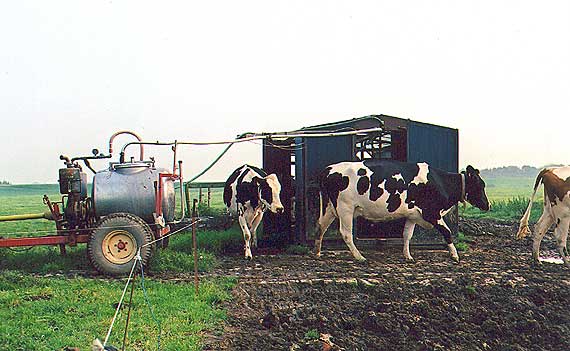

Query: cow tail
[318,169,330,219]
[516,170,545,239]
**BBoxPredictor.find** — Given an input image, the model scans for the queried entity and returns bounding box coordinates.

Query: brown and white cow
[224,165,284,259]
[516,166,570,266]
[315,160,490,262]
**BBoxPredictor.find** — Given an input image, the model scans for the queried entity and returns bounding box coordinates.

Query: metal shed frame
[261,114,459,246]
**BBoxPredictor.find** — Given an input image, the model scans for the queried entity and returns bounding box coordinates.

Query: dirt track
[199,218,570,351]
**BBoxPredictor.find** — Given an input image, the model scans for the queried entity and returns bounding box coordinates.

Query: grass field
[462,176,543,223]
[0,184,240,351]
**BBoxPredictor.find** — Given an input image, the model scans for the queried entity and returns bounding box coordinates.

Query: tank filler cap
[111,162,152,174]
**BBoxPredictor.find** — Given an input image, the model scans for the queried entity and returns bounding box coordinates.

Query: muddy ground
[195,218,570,351]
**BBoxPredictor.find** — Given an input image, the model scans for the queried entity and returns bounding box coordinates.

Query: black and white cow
[224,165,284,259]
[315,160,490,262]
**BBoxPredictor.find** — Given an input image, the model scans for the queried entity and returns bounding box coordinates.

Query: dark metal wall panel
[407,122,459,172]
[296,135,354,242]
[294,137,306,243]
[406,121,459,237]
[262,139,294,246]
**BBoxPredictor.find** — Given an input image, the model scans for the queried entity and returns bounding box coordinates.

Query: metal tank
[92,161,175,224]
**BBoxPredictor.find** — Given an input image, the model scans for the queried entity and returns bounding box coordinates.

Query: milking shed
[258,115,459,247]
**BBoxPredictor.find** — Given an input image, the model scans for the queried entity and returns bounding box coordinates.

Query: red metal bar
[155,173,180,216]
[154,173,179,240]
[0,234,90,247]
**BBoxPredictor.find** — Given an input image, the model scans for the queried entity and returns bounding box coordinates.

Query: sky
[1,1,569,184]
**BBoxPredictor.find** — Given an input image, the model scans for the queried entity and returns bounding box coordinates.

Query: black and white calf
[224,165,284,259]
[316,160,490,262]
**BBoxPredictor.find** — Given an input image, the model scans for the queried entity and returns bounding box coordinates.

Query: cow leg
[238,214,253,259]
[250,210,264,248]
[435,219,459,263]
[337,208,366,262]
[532,211,554,264]
[315,204,336,257]
[402,220,416,262]
[553,217,570,267]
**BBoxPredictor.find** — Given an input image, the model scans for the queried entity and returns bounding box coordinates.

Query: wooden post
[121,273,136,351]
[199,188,203,204]
[192,199,199,295]
[207,187,211,208]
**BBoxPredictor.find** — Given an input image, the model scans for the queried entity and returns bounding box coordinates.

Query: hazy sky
[1,1,569,184]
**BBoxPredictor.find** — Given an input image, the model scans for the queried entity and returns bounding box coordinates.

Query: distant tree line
[0,180,10,185]
[480,165,564,178]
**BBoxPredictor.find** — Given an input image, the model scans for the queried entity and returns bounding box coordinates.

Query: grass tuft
[149,249,217,274]
[285,244,311,255]
[305,328,320,340]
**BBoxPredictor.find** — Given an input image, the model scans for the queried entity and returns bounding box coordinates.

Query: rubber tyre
[88,213,154,276]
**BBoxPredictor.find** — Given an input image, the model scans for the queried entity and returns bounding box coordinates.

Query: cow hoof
[404,257,415,263]
[531,259,542,267]
[314,252,322,259]
[451,256,460,264]
[244,255,253,261]
[356,257,367,263]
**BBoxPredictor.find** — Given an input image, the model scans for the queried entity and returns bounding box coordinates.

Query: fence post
[192,199,199,295]
[207,187,211,208]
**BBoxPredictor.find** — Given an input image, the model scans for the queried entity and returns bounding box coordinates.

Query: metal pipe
[172,140,178,174]
[178,160,185,221]
[0,234,90,247]
[108,130,144,161]
[0,212,52,222]
[118,127,384,155]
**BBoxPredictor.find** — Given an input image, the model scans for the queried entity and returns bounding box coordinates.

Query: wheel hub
[102,230,137,264]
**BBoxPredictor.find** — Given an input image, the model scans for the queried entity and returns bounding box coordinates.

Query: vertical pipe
[185,184,191,218]
[178,160,185,220]
[172,141,178,174]
[192,199,199,295]
[199,188,203,204]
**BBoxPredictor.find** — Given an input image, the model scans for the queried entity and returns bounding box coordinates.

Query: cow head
[254,174,284,214]
[463,165,490,211]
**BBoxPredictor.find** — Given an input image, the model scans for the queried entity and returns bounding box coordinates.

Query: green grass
[304,328,320,341]
[455,232,474,252]
[0,271,235,350]
[285,244,311,255]
[462,176,543,223]
[0,184,236,350]
[479,176,538,201]
[0,184,61,237]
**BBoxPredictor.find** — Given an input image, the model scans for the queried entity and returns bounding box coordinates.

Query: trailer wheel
[88,213,154,276]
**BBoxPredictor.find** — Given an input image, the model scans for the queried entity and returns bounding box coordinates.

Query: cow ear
[266,173,278,182]
[252,176,261,186]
